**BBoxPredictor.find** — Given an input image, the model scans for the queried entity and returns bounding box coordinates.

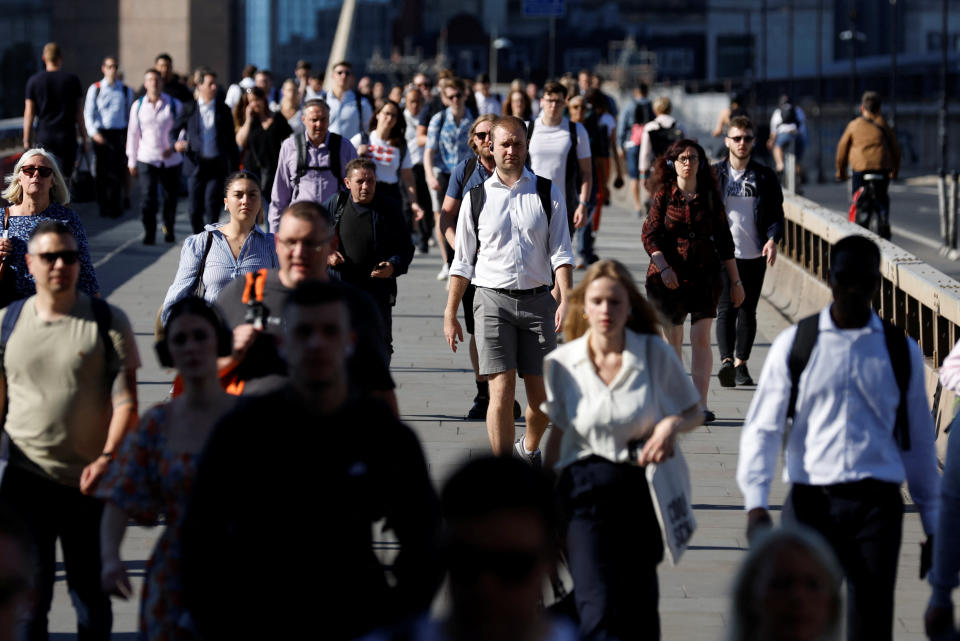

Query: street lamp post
[839,16,866,113]
[816,0,824,183]
[890,0,897,129]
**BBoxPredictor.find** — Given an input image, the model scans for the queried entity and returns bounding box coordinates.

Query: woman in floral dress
[97,297,235,640]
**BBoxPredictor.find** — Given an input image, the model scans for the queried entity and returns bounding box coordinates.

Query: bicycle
[850,173,891,240]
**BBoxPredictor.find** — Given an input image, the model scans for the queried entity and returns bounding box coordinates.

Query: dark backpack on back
[780,103,798,126]
[293,131,345,199]
[468,176,553,265]
[786,313,911,450]
[647,124,684,159]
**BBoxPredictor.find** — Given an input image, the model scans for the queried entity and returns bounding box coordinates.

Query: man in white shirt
[736,235,940,641]
[473,73,501,116]
[324,61,373,142]
[527,81,591,233]
[443,116,574,466]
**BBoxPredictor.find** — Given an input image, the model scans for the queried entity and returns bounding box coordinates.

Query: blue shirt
[425,107,474,174]
[325,90,373,142]
[445,155,490,201]
[160,223,278,323]
[84,79,134,135]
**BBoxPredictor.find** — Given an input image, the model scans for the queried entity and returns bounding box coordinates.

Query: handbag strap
[190,232,214,296]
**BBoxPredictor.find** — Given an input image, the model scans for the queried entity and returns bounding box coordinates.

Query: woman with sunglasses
[642,139,744,424]
[234,86,293,200]
[0,148,99,302]
[541,259,702,641]
[160,171,277,323]
[351,100,425,221]
[98,296,235,640]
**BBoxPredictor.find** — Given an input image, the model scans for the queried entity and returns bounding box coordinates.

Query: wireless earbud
[666,159,674,168]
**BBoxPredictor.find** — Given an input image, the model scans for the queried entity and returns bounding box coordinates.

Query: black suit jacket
[172,99,239,177]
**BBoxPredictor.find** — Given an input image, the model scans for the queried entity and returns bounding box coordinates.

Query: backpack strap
[536,175,553,226]
[458,156,478,201]
[90,298,120,384]
[134,95,145,136]
[882,320,911,450]
[329,133,343,189]
[525,119,536,170]
[333,190,350,231]
[360,130,370,146]
[566,119,581,192]
[469,183,486,266]
[787,314,821,422]
[294,132,308,198]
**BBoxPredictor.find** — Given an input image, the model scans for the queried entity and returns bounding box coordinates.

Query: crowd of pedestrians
[0,40,955,641]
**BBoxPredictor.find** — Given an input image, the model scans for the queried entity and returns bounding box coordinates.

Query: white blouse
[541,329,700,469]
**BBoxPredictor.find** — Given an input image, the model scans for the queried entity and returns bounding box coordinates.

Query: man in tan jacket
[836,91,900,238]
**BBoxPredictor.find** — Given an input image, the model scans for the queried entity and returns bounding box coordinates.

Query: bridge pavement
[45,189,933,639]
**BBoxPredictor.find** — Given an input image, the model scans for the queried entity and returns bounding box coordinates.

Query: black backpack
[647,124,684,159]
[293,131,345,199]
[634,100,654,128]
[457,156,479,201]
[780,103,798,126]
[468,176,553,265]
[787,313,911,450]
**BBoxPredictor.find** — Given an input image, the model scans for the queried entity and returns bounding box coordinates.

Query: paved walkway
[47,190,932,639]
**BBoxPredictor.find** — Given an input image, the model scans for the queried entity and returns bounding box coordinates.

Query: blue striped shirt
[425,107,474,174]
[161,223,278,323]
[84,79,134,134]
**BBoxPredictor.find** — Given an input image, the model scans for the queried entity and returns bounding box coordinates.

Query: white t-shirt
[542,329,701,470]
[725,165,763,259]
[350,131,412,184]
[403,108,424,165]
[528,115,592,202]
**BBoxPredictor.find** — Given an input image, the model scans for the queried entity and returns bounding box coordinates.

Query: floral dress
[0,202,100,298]
[96,405,199,641]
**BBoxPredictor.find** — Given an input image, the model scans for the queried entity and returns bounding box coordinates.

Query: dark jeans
[576,196,599,264]
[852,170,890,228]
[560,456,663,641]
[188,158,227,234]
[93,129,126,218]
[716,256,767,362]
[784,480,903,641]
[0,461,111,641]
[138,161,181,238]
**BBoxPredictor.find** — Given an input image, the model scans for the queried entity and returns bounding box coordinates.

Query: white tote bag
[646,445,697,565]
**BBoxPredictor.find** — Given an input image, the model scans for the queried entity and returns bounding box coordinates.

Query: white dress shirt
[542,330,701,470]
[450,167,573,289]
[736,306,941,534]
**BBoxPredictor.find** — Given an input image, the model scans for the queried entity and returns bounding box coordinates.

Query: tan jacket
[836,113,901,179]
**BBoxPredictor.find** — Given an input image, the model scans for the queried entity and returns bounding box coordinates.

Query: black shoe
[513,400,522,420]
[466,396,488,420]
[718,359,736,387]
[703,409,716,424]
[142,234,156,246]
[735,363,754,386]
[162,226,175,243]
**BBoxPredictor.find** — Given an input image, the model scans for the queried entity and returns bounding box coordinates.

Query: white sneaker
[436,264,450,280]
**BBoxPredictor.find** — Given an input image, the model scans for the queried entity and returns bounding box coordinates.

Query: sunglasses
[36,250,79,265]
[446,544,543,585]
[21,165,53,178]
[727,135,756,143]
[445,93,463,101]
[474,131,490,140]
[334,69,352,76]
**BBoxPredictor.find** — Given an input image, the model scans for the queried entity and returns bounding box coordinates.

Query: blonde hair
[2,148,71,206]
[653,96,672,115]
[563,259,661,341]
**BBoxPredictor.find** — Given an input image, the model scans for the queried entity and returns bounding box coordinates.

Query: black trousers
[412,163,433,243]
[0,462,112,641]
[138,161,181,238]
[716,256,767,362]
[561,456,663,641]
[188,158,227,234]
[784,480,903,641]
[93,129,127,218]
[37,136,77,177]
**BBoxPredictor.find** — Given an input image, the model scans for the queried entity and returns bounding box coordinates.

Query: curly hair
[563,259,661,341]
[648,139,722,212]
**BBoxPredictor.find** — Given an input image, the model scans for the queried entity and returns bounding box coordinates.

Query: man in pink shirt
[126,68,184,245]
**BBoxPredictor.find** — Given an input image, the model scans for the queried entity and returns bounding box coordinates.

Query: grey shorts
[473,287,557,377]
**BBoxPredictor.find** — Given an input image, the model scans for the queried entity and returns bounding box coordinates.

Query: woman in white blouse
[351,99,424,222]
[541,259,703,641]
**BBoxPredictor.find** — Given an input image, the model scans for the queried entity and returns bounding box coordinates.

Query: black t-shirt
[339,200,377,281]
[243,113,293,196]
[25,69,82,142]
[180,391,443,641]
[417,95,445,129]
[216,270,394,395]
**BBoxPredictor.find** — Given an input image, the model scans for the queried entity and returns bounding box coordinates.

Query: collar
[818,306,883,333]
[198,97,214,108]
[568,329,646,373]
[490,166,534,189]
[204,221,268,237]
[99,78,119,88]
[305,131,331,149]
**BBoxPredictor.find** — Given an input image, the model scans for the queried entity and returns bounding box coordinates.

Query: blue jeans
[0,458,112,640]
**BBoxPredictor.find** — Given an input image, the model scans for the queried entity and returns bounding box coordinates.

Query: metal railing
[780,194,960,369]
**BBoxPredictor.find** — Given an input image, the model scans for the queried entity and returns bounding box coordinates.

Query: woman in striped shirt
[160,171,277,323]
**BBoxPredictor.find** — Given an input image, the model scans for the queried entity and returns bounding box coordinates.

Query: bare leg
[486,370,517,455]
[521,374,549,451]
[664,324,684,361]
[773,145,785,173]
[690,318,713,405]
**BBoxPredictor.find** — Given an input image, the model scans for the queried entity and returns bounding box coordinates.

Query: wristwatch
[99,451,115,461]
[579,200,589,207]
[734,280,743,287]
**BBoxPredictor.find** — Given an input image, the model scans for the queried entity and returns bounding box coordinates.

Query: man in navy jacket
[324,158,414,360]
[172,68,239,235]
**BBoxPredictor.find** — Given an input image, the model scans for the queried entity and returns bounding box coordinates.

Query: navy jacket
[714,157,785,244]
[172,98,239,177]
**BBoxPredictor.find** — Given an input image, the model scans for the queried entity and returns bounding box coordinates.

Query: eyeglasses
[727,135,755,143]
[21,165,53,178]
[568,105,583,110]
[541,97,562,105]
[676,155,700,165]
[474,131,490,140]
[445,93,463,101]
[36,250,79,265]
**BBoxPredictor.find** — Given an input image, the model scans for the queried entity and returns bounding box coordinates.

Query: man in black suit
[172,68,239,235]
